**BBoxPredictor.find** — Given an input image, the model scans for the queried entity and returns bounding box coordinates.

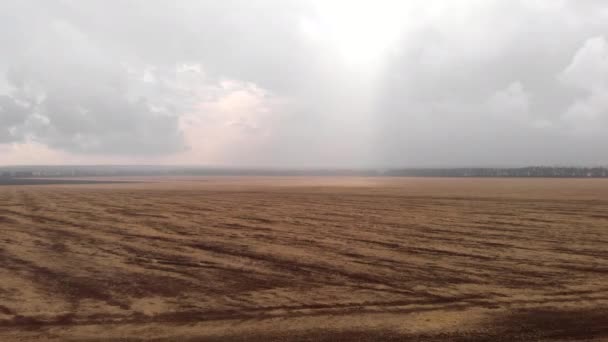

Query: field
[0,177,607,341]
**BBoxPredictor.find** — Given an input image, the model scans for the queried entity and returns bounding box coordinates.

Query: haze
[1,0,608,167]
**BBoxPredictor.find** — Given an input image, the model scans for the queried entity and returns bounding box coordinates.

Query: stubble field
[0,177,607,341]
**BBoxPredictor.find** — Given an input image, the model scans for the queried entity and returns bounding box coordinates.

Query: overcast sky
[1,0,607,167]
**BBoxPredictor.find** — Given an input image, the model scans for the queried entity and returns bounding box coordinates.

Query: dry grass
[0,177,607,341]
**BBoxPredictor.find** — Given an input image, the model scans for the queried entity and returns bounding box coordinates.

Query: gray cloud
[374,1,608,166]
[1,1,608,165]
[0,1,188,155]
[0,95,29,143]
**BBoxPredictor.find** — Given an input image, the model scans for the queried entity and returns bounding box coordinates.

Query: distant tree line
[384,167,608,178]
[1,166,607,178]
[1,171,35,178]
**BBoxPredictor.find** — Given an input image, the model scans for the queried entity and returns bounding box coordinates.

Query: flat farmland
[0,177,607,341]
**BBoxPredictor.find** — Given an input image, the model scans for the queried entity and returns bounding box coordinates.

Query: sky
[1,0,608,167]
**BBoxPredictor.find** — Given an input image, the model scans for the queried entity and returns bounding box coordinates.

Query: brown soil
[0,177,606,341]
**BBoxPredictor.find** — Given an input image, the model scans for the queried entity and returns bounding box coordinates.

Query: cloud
[0,0,344,163]
[175,79,287,165]
[0,95,29,143]
[559,36,608,91]
[373,1,608,166]
[0,6,186,155]
[1,1,608,166]
[559,36,608,136]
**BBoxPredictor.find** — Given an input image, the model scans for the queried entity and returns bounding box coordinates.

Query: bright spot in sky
[305,0,410,67]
